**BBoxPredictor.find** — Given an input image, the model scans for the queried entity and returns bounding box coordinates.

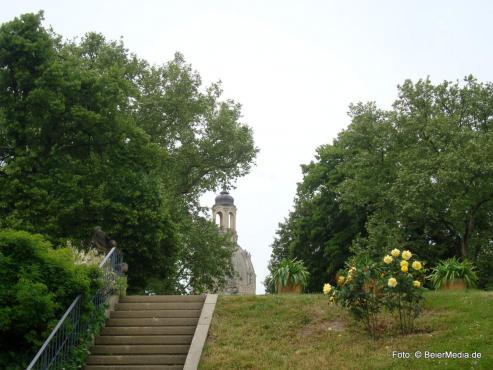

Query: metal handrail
[26,247,124,370]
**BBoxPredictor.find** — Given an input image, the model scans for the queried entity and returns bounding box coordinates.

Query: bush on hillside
[477,245,493,290]
[324,248,426,337]
[0,230,101,369]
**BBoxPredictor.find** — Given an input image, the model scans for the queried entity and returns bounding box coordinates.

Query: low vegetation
[267,258,310,293]
[0,230,101,369]
[200,291,493,370]
[429,257,478,289]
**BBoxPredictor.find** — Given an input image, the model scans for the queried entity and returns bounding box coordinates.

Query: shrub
[325,255,383,337]
[0,229,100,369]
[268,258,310,293]
[380,249,426,334]
[476,245,493,290]
[429,257,478,289]
[324,248,426,336]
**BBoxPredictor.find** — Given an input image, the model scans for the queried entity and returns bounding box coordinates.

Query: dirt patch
[326,319,346,332]
[300,319,346,336]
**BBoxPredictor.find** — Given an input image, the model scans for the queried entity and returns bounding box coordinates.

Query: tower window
[215,212,223,226]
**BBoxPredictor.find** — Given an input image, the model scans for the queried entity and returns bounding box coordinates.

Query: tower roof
[214,190,234,206]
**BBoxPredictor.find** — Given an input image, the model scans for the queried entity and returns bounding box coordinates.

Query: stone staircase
[85,295,207,370]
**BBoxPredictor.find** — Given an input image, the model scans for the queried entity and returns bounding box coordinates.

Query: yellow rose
[391,248,400,257]
[402,250,412,260]
[347,274,353,283]
[329,295,336,304]
[413,280,421,288]
[388,277,397,288]
[400,260,409,268]
[401,265,408,273]
[337,276,345,286]
[412,261,422,270]
[383,255,393,264]
[349,266,356,273]
[323,283,332,295]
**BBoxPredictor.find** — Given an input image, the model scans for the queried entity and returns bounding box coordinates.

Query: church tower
[212,190,238,242]
[212,190,256,295]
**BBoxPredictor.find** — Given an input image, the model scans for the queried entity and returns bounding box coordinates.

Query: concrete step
[115,302,204,311]
[90,344,189,355]
[86,354,187,365]
[85,295,213,369]
[106,317,198,327]
[95,335,193,345]
[119,295,205,303]
[101,326,196,336]
[85,366,183,370]
[111,309,201,318]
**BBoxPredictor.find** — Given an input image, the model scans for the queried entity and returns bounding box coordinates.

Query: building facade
[212,190,256,295]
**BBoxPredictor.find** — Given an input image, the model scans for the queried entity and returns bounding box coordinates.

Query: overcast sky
[3,1,493,293]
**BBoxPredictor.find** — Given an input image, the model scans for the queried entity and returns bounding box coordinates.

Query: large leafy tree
[0,12,257,293]
[267,77,493,290]
[134,52,257,201]
[0,12,177,291]
[266,141,368,292]
[388,78,493,261]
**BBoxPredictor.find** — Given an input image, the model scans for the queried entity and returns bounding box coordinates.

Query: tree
[388,77,493,261]
[133,52,258,203]
[0,12,257,293]
[267,77,493,290]
[174,213,236,294]
[266,143,367,292]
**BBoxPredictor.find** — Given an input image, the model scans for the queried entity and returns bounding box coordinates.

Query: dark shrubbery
[0,229,100,369]
[477,245,493,290]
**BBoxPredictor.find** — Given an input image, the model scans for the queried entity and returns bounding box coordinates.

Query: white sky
[3,1,493,293]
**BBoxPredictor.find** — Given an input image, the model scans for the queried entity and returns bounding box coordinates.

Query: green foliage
[61,303,108,369]
[476,245,493,290]
[134,52,258,200]
[268,258,310,292]
[326,248,426,337]
[380,250,426,335]
[327,257,382,337]
[0,12,257,293]
[429,257,478,289]
[267,76,493,291]
[265,162,366,292]
[116,276,128,296]
[174,215,236,294]
[0,229,100,369]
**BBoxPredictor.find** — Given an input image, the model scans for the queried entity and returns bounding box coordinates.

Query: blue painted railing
[26,247,124,370]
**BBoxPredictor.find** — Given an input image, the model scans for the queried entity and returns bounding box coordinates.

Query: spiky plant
[269,258,310,293]
[429,257,478,289]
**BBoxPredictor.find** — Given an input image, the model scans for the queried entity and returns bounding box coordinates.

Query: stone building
[212,190,256,295]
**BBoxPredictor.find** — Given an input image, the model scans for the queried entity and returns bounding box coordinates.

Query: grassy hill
[200,291,493,370]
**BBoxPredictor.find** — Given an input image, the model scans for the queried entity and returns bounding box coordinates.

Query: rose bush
[324,255,383,337]
[324,248,426,336]
[380,249,426,334]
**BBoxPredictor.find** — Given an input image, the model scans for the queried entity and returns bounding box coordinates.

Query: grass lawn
[200,290,493,370]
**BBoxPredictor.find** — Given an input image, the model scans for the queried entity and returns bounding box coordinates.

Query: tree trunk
[461,215,474,260]
[462,193,493,259]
